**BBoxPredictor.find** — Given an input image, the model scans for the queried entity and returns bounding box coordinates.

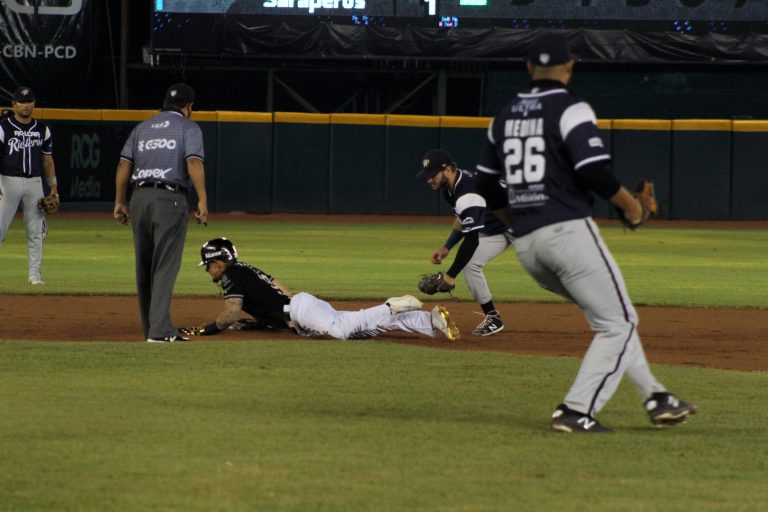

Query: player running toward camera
[417,149,512,336]
[179,237,461,342]
[475,32,696,432]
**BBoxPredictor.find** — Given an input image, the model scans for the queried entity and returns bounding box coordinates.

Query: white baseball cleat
[431,305,460,342]
[28,275,45,285]
[385,295,423,314]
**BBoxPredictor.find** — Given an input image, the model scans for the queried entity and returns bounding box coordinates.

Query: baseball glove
[38,193,60,215]
[179,325,205,336]
[618,179,657,230]
[418,272,455,295]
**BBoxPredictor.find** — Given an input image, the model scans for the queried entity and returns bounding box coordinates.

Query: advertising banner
[0,0,97,107]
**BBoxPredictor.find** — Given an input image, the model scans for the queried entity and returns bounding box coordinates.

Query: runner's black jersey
[0,117,53,177]
[442,169,507,236]
[476,81,610,237]
[220,262,291,328]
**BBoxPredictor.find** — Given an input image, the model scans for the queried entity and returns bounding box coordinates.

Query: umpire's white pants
[287,292,435,339]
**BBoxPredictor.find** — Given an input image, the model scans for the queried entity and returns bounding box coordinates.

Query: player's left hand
[37,193,59,215]
[431,247,449,264]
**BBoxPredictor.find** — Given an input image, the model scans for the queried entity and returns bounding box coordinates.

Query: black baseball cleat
[146,335,190,343]
[644,392,697,426]
[550,404,612,433]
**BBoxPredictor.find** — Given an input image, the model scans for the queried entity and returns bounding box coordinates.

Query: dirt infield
[2,296,766,372]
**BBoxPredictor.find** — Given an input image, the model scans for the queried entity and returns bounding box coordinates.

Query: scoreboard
[151,0,767,60]
[154,0,765,21]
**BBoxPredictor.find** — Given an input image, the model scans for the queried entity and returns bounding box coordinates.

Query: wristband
[444,230,464,250]
[46,176,58,188]
[202,322,222,335]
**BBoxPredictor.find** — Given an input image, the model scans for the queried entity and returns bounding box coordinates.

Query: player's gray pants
[513,217,666,417]
[287,291,435,339]
[464,232,511,305]
[0,175,45,279]
[129,187,188,339]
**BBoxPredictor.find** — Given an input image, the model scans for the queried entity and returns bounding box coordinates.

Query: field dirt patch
[2,296,766,372]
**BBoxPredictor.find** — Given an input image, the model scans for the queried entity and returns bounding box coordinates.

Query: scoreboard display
[151,1,767,60]
[154,0,764,21]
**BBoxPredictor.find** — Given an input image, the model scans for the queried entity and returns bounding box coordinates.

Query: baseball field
[1,213,767,511]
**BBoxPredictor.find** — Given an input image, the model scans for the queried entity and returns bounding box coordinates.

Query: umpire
[113,83,209,342]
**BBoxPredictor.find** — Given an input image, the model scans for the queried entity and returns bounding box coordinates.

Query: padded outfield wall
[27,109,768,220]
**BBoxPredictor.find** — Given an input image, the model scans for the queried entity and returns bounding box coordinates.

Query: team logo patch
[539,53,550,65]
[422,159,430,168]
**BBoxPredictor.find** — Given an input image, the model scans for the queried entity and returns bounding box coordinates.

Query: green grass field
[1,217,767,511]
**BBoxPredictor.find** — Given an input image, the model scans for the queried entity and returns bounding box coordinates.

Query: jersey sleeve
[41,125,53,155]
[183,122,205,161]
[559,101,610,171]
[454,193,486,233]
[222,267,246,299]
[476,119,502,176]
[120,127,136,163]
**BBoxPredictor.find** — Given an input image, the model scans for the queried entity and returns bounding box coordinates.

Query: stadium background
[2,0,767,218]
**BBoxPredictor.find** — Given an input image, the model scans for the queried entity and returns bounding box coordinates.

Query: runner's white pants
[287,292,435,340]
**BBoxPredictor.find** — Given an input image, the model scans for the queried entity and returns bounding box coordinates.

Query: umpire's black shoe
[550,404,612,433]
[644,392,697,426]
[146,335,190,343]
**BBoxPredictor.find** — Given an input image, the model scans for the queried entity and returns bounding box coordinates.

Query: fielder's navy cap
[528,32,573,67]
[12,86,35,102]
[164,83,195,104]
[417,149,455,180]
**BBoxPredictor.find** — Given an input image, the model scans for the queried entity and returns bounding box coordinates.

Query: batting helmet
[199,237,238,267]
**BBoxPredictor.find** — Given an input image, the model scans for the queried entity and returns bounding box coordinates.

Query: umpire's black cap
[417,149,455,180]
[164,83,195,105]
[528,32,573,67]
[12,86,35,103]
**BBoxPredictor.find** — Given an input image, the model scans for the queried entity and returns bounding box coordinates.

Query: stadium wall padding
[33,109,768,220]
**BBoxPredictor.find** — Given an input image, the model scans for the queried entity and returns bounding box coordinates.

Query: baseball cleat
[28,275,44,285]
[431,305,460,342]
[644,392,697,426]
[146,335,190,343]
[550,404,612,433]
[472,313,504,336]
[386,295,423,315]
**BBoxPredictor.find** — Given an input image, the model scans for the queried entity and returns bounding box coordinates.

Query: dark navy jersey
[476,81,610,237]
[0,117,53,177]
[221,262,291,328]
[442,169,507,236]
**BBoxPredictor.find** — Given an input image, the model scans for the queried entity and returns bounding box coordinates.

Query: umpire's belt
[283,304,294,329]
[134,181,188,195]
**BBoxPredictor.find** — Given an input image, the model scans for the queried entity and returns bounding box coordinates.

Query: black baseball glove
[418,272,455,295]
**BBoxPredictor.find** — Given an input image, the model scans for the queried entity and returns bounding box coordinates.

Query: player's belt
[282,304,294,329]
[134,181,188,195]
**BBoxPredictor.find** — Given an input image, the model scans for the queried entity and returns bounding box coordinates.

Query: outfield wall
[31,109,768,219]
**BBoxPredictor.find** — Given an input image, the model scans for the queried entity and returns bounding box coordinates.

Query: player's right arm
[432,218,463,264]
[113,159,132,224]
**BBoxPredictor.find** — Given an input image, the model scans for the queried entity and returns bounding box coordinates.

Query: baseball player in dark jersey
[418,149,511,336]
[475,33,696,432]
[0,87,59,285]
[179,237,460,341]
[113,83,209,343]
